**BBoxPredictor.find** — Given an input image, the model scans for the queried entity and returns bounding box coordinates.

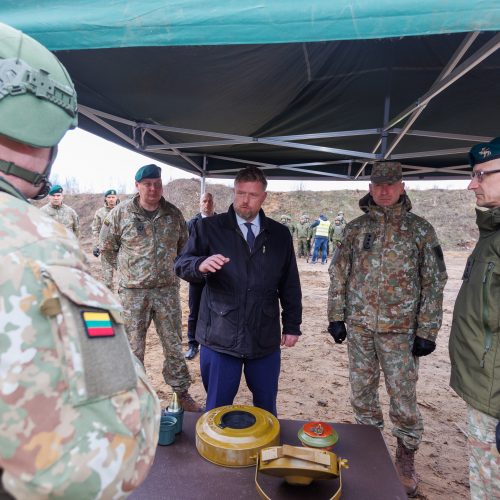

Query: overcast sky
[52,128,470,194]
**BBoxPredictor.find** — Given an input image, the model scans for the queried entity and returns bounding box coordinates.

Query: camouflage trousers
[467,405,500,500]
[119,286,191,393]
[100,256,115,291]
[297,237,308,257]
[347,325,423,450]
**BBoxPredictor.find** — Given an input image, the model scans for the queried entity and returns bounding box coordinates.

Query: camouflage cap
[370,162,402,184]
[469,137,500,167]
[135,164,161,182]
[48,184,63,195]
[104,189,117,197]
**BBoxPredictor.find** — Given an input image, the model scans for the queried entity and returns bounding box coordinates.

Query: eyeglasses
[470,168,500,183]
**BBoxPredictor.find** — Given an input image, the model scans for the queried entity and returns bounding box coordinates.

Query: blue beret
[135,164,161,182]
[48,184,63,195]
[469,137,500,167]
[104,189,117,197]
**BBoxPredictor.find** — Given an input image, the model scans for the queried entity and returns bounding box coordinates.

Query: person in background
[91,188,119,290]
[40,184,79,236]
[0,22,159,499]
[337,210,347,228]
[309,214,330,264]
[295,214,311,258]
[449,137,500,500]
[184,192,216,360]
[280,214,295,236]
[327,161,447,496]
[100,164,201,412]
[175,166,302,416]
[329,216,345,253]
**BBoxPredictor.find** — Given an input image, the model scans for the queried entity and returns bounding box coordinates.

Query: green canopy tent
[2,1,500,181]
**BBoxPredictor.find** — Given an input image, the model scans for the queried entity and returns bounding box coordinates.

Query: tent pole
[384,32,500,132]
[380,94,391,157]
[382,31,480,160]
[201,155,207,194]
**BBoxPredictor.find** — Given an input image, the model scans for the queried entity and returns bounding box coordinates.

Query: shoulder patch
[82,311,115,338]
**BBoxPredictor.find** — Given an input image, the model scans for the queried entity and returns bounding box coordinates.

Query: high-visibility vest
[315,219,330,237]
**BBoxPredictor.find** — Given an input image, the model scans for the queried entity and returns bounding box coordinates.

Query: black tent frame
[62,30,500,183]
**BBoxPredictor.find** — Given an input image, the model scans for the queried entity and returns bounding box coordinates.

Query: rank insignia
[82,311,115,338]
[479,147,491,158]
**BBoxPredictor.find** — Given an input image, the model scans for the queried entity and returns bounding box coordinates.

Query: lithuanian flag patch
[82,311,115,338]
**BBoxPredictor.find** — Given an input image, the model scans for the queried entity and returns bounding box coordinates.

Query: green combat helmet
[0,22,78,197]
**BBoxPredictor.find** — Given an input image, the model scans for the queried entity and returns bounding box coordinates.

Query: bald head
[200,192,215,216]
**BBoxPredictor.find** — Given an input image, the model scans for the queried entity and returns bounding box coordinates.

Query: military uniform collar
[476,206,500,235]
[0,177,28,201]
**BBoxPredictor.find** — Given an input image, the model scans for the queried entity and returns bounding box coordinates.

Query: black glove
[412,336,436,357]
[496,421,500,454]
[92,246,100,258]
[328,321,347,344]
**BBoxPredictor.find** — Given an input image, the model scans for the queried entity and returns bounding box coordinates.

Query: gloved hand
[496,421,499,454]
[412,336,436,357]
[92,246,100,258]
[328,321,347,344]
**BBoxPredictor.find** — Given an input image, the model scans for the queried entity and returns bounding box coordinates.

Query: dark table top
[131,412,407,499]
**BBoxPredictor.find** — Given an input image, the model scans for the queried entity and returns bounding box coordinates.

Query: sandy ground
[90,250,470,499]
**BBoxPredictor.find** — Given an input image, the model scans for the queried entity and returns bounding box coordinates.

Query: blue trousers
[312,236,328,263]
[200,346,281,416]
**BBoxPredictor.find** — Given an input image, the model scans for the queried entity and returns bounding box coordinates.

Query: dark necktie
[244,222,255,250]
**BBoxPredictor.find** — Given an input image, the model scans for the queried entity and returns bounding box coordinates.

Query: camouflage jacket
[0,179,159,498]
[328,193,447,340]
[295,222,311,239]
[100,194,188,288]
[40,202,80,237]
[449,207,500,418]
[329,223,345,243]
[91,205,113,246]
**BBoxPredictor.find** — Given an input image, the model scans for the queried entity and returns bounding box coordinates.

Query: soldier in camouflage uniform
[327,162,447,496]
[100,164,201,412]
[280,214,295,237]
[40,184,80,236]
[92,188,119,289]
[0,23,159,499]
[329,216,345,253]
[449,138,500,500]
[295,214,311,258]
[337,210,347,228]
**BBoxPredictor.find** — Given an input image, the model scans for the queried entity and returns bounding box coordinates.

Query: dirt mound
[34,180,479,252]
